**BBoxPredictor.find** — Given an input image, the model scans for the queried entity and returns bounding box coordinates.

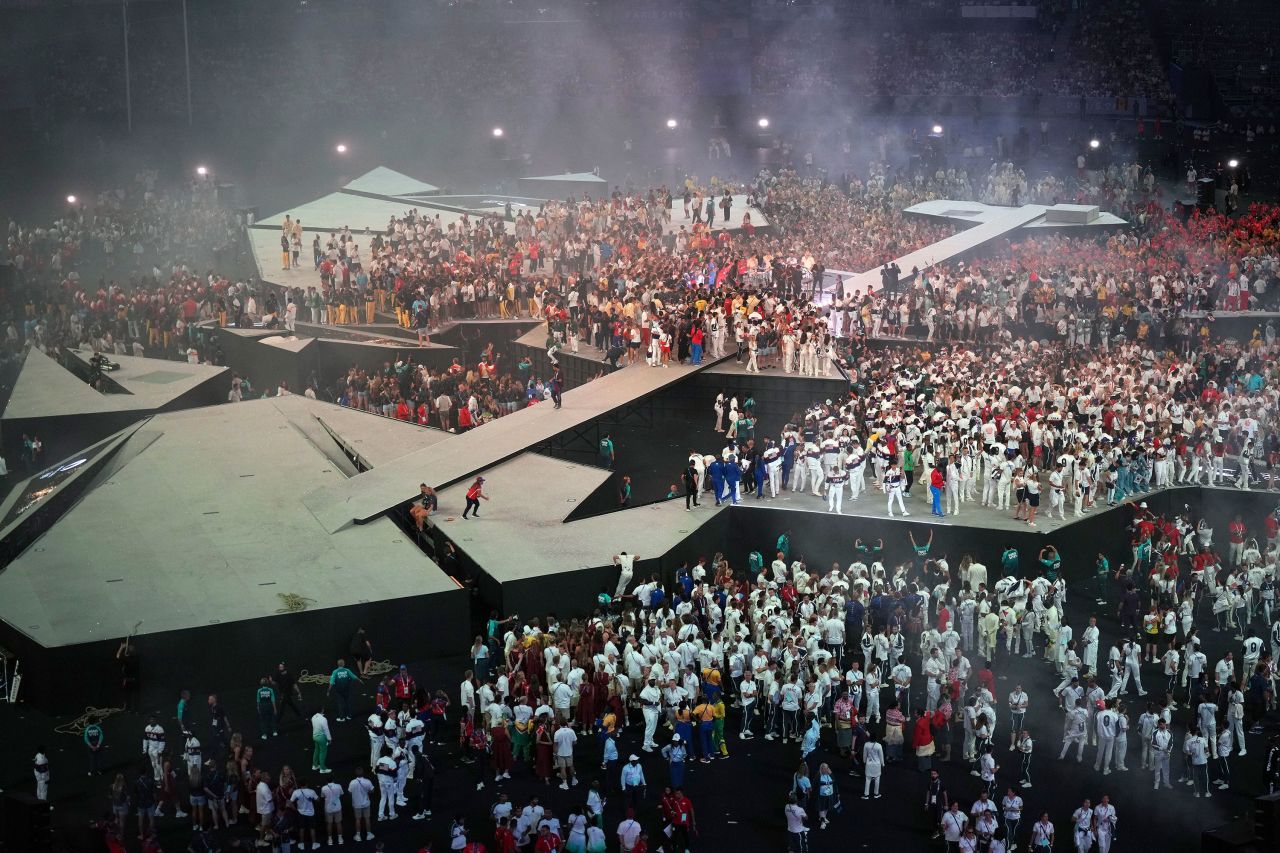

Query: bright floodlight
[932,124,943,135]
[335,143,348,154]
[666,118,678,129]
[196,165,208,176]
[66,194,77,204]
[758,117,770,128]
[492,127,504,138]
[1089,139,1101,149]
[1228,159,1239,168]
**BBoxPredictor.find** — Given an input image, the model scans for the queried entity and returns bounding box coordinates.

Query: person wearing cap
[462,476,488,520]
[661,734,688,787]
[620,757,646,811]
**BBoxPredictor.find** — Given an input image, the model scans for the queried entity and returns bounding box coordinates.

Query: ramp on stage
[431,451,729,617]
[821,200,1125,299]
[304,353,730,532]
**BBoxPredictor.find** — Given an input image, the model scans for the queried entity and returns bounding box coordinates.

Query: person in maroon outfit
[491,723,514,779]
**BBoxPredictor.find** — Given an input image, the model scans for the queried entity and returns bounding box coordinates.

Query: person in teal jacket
[85,722,105,775]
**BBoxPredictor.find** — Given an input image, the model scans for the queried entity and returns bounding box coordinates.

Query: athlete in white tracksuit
[143,719,166,780]
[827,468,848,514]
[758,444,779,497]
[367,712,386,772]
[848,451,866,500]
[885,466,908,516]
[640,681,661,750]
[805,444,824,496]
[374,754,399,820]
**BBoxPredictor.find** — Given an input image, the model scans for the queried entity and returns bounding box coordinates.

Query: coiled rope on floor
[297,659,394,686]
[275,593,317,613]
[56,706,123,737]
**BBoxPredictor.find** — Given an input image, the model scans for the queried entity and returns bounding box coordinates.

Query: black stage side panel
[0,588,468,716]
[315,339,457,379]
[0,411,145,476]
[482,508,732,620]
[214,332,314,396]
[1256,792,1280,846]
[1,791,52,852]
[1202,821,1262,853]
[156,370,234,413]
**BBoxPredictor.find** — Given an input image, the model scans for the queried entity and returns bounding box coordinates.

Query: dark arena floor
[1,522,1275,853]
[8,3,1280,853]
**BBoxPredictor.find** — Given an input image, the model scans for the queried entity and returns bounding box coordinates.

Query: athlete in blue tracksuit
[781,438,797,489]
[708,459,726,505]
[753,454,766,498]
[724,455,742,504]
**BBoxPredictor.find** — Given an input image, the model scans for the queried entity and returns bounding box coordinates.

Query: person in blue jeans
[930,467,945,517]
[694,698,715,762]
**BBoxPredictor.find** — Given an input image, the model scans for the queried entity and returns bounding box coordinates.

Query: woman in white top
[565,807,589,853]
[1030,812,1054,850]
[862,734,884,799]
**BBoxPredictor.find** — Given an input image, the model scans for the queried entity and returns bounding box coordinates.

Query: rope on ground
[297,659,394,686]
[56,706,123,737]
[275,593,317,613]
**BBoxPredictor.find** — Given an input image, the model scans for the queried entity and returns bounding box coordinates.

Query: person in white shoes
[1069,799,1094,853]
[863,733,884,799]
[1151,718,1174,789]
[1059,699,1088,762]
[290,779,321,850]
[554,722,579,790]
[885,463,909,516]
[143,716,166,781]
[1001,787,1023,848]
[366,711,385,774]
[255,771,275,842]
[1093,700,1118,774]
[320,775,346,846]
[739,671,757,738]
[1215,727,1234,790]
[375,751,399,821]
[1185,727,1211,797]
[1093,795,1117,853]
[347,767,375,841]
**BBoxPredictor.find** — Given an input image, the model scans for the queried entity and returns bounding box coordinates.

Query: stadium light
[757,117,770,129]
[932,124,943,135]
[492,127,504,138]
[1089,139,1100,149]
[66,194,77,204]
[335,143,348,154]
[1228,159,1239,168]
[196,165,208,177]
[666,118,678,129]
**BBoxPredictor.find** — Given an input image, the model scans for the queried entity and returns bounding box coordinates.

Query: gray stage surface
[2,348,227,420]
[304,350,729,532]
[0,397,459,649]
[433,452,723,581]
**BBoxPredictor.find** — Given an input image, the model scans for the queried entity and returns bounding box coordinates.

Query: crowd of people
[328,355,543,432]
[64,490,1280,852]
[3,175,254,365]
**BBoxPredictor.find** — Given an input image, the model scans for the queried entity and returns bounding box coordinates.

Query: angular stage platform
[304,350,732,532]
[822,199,1126,297]
[0,396,468,712]
[1,346,231,466]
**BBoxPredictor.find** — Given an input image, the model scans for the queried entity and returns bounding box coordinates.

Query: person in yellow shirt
[692,696,716,763]
[711,697,728,757]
